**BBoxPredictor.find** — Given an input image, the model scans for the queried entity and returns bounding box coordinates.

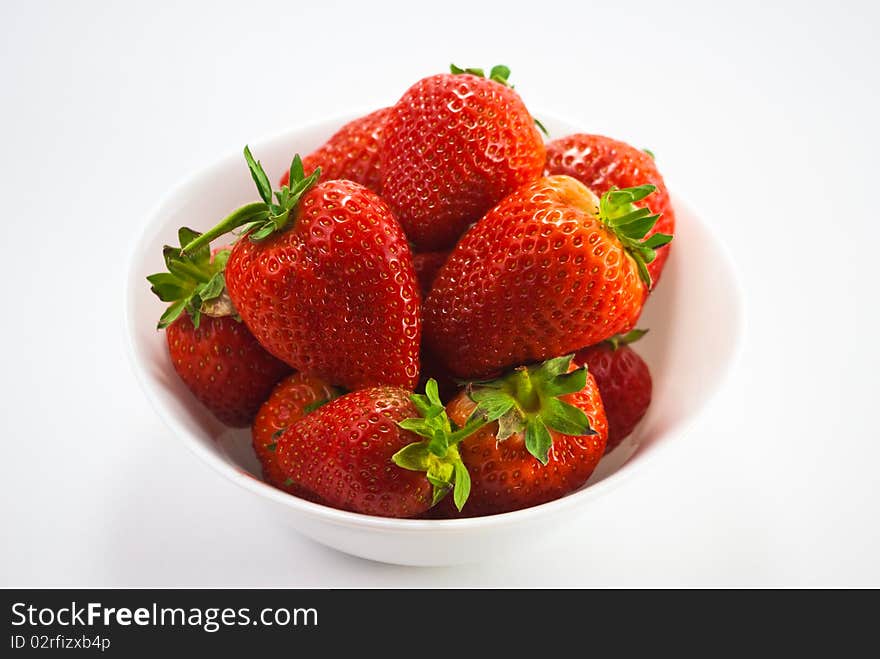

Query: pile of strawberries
[148,65,673,518]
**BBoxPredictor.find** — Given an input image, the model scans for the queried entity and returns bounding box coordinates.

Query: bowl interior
[126,113,743,525]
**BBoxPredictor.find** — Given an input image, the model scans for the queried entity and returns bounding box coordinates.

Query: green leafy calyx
[467,355,596,465]
[179,148,321,256]
[534,116,549,137]
[598,185,673,289]
[146,227,235,329]
[606,328,648,351]
[392,379,484,511]
[450,63,512,87]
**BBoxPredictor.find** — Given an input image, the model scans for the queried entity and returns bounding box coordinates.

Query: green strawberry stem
[180,147,321,256]
[181,202,272,255]
[597,185,673,289]
[146,227,234,329]
[510,368,538,411]
[467,354,597,465]
[606,328,648,351]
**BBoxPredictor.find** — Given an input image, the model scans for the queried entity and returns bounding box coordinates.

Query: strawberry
[147,230,291,427]
[277,384,475,517]
[400,355,607,517]
[251,372,340,495]
[544,134,675,285]
[412,250,449,297]
[574,329,652,453]
[182,149,422,391]
[279,107,389,193]
[380,65,545,250]
[424,176,672,378]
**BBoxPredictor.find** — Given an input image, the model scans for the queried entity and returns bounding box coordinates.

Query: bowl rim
[124,110,746,533]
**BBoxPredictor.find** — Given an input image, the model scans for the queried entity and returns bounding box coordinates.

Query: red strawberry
[183,149,422,391]
[402,355,607,518]
[279,107,389,193]
[251,372,339,495]
[412,250,449,297]
[380,65,545,250]
[164,315,290,428]
[147,230,291,427]
[277,386,456,517]
[425,175,672,378]
[574,329,652,453]
[544,134,675,285]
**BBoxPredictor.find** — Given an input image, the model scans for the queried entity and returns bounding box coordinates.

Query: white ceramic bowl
[125,113,744,566]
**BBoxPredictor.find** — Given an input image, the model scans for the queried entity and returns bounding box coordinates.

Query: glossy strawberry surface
[545,134,675,285]
[166,313,291,427]
[574,341,652,453]
[279,108,389,193]
[277,388,433,517]
[252,372,336,495]
[439,370,608,517]
[425,175,648,379]
[224,179,422,391]
[380,72,545,250]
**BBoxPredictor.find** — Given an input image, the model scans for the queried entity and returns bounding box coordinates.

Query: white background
[1,0,878,586]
